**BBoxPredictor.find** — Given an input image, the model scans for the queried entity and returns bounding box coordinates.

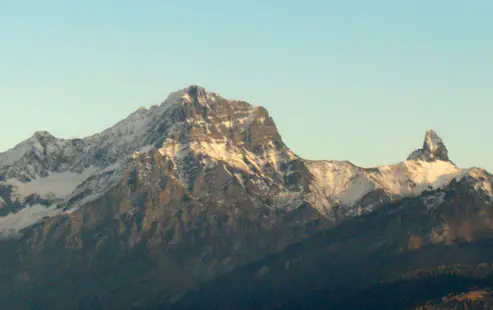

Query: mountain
[0,85,492,309]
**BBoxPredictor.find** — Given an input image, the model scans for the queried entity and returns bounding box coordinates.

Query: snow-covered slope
[0,88,195,201]
[305,130,471,216]
[0,85,490,238]
[368,160,465,197]
[304,161,376,205]
[0,88,199,236]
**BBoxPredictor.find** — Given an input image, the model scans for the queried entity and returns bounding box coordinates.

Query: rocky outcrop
[407,129,450,162]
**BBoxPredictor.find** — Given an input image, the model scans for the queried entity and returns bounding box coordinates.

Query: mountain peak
[31,130,55,140]
[159,85,215,109]
[407,129,450,162]
[183,84,221,106]
[186,84,206,95]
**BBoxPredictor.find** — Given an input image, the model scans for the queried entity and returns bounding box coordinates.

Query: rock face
[172,169,493,310]
[0,86,492,309]
[407,129,450,162]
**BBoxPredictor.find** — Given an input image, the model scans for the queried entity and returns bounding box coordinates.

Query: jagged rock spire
[407,129,450,162]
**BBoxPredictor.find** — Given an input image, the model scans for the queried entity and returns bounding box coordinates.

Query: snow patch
[0,204,61,238]
[159,140,191,161]
[65,161,129,211]
[306,161,376,205]
[5,166,99,200]
[308,159,467,207]
[192,141,248,170]
[370,160,466,197]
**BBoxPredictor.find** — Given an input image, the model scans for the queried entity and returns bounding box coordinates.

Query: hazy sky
[1,1,492,170]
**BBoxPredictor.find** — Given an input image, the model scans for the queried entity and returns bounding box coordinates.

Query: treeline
[335,272,493,310]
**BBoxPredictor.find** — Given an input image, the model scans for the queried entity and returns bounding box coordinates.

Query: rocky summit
[407,129,450,162]
[1,86,492,309]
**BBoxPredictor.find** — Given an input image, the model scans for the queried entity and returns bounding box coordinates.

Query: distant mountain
[0,85,492,309]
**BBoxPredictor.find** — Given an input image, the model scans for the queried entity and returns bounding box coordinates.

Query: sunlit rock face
[407,129,450,162]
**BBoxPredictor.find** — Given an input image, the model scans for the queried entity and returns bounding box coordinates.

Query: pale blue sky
[1,1,492,170]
